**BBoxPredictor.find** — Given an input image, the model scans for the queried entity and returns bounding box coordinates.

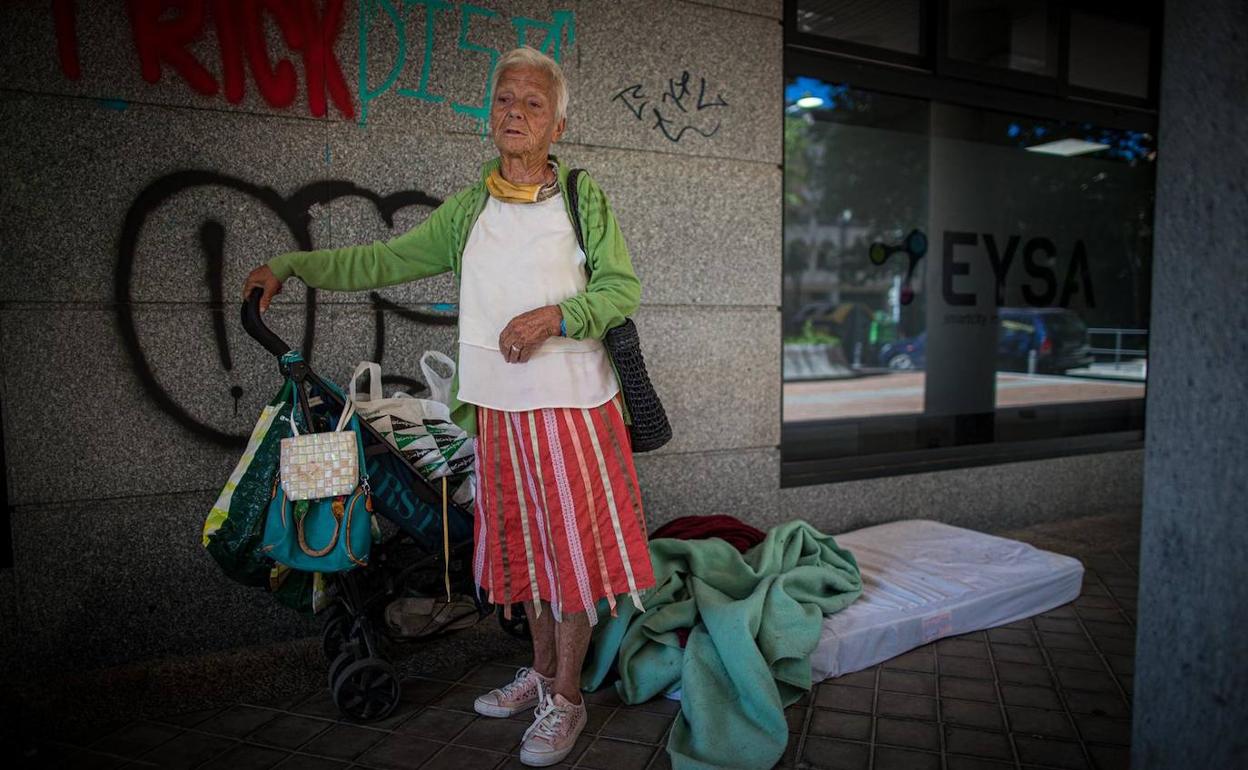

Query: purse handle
[284,383,357,436]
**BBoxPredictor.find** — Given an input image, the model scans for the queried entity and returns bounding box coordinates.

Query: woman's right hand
[242,265,284,312]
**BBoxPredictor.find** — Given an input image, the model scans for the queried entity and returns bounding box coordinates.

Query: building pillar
[1134,0,1248,766]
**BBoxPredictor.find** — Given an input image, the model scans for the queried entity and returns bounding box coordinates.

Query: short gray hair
[489,46,569,122]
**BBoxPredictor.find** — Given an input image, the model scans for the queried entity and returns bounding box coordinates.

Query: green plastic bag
[205,376,367,615]
[203,381,295,587]
[269,564,327,614]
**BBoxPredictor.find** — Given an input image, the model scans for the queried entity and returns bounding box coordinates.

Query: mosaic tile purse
[279,398,359,501]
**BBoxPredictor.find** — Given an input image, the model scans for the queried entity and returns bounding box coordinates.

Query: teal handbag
[262,387,373,573]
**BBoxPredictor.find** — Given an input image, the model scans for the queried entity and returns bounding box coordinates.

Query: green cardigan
[267,156,640,436]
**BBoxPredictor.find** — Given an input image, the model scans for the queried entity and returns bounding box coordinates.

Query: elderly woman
[242,46,653,766]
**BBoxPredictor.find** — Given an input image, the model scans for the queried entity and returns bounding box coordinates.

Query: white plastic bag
[349,359,473,504]
[419,350,456,406]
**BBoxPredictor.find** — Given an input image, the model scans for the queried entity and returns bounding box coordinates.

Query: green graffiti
[513,10,576,62]
[358,1,577,130]
[449,4,499,130]
[398,0,451,105]
[358,0,406,123]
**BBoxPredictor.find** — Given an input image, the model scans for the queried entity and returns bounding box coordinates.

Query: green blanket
[581,520,863,770]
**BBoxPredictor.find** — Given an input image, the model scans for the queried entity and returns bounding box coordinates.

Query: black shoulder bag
[566,168,672,453]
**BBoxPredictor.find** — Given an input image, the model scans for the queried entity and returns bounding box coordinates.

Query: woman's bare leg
[552,609,592,704]
[474,601,558,719]
[529,601,557,679]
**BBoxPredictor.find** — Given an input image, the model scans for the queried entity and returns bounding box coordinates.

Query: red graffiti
[230,0,300,108]
[296,0,353,121]
[54,0,354,119]
[128,0,219,96]
[213,0,246,102]
[53,0,81,80]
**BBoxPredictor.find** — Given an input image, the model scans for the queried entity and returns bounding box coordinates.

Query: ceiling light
[795,96,824,109]
[1025,138,1111,157]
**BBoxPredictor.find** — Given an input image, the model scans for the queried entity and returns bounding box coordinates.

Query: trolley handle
[241,287,292,357]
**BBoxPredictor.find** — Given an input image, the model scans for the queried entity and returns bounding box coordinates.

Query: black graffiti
[115,170,449,448]
[612,84,648,119]
[652,108,720,142]
[661,70,728,113]
[613,70,727,143]
[200,219,248,414]
[369,292,457,395]
[201,220,231,370]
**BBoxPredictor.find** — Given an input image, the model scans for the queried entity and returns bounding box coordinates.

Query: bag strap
[566,168,588,277]
[334,398,357,433]
[285,386,302,436]
[441,476,451,603]
[285,385,358,437]
[349,361,383,404]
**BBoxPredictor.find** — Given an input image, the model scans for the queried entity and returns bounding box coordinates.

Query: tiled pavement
[18,517,1139,770]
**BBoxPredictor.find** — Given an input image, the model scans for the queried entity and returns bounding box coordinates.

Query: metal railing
[1085,327,1149,367]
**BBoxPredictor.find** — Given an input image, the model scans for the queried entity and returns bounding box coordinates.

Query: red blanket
[650,514,766,555]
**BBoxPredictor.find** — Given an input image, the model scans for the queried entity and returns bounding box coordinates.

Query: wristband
[559,318,567,337]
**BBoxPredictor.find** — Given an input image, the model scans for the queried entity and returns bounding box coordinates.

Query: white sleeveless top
[455,193,619,411]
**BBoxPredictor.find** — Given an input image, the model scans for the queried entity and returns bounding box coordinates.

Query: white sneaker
[520,683,587,767]
[473,667,553,718]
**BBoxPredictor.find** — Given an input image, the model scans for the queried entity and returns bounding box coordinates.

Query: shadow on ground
[2,508,1140,769]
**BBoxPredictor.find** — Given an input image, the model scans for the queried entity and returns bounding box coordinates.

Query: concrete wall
[0,0,1140,672]
[0,0,784,670]
[781,450,1143,534]
[1134,1,1248,767]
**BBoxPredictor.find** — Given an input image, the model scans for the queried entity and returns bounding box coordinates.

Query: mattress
[810,518,1084,681]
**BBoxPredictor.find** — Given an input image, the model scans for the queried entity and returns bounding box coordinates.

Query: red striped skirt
[471,397,654,625]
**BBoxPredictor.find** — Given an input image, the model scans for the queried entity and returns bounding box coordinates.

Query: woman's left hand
[499,305,563,363]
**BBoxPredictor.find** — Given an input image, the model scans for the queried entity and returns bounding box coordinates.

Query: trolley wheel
[321,611,352,662]
[328,650,356,691]
[332,657,401,722]
[497,603,530,640]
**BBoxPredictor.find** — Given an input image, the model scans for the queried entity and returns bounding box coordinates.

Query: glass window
[783,77,1154,465]
[947,0,1055,76]
[1069,12,1151,98]
[796,0,923,56]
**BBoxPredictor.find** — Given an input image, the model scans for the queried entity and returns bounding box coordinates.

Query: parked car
[788,301,879,364]
[877,308,1094,374]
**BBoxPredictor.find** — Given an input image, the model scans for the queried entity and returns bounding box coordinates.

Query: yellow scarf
[485,166,557,203]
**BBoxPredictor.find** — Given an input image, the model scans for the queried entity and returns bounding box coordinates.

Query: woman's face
[490,65,565,159]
